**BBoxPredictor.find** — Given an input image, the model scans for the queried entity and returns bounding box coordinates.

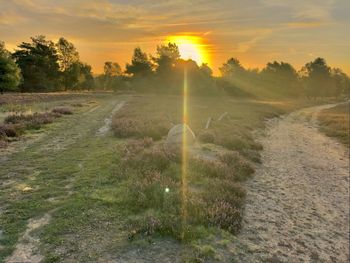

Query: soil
[232,104,349,262]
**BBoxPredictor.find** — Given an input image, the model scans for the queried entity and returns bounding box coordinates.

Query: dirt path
[233,104,349,262]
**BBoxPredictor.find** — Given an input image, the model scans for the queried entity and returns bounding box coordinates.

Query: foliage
[260,61,300,97]
[95,61,125,90]
[12,36,61,92]
[125,47,153,77]
[219,58,245,78]
[56,37,79,72]
[10,36,93,92]
[153,43,180,75]
[0,42,21,93]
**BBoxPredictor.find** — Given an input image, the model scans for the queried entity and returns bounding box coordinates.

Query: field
[318,102,350,145]
[0,92,317,262]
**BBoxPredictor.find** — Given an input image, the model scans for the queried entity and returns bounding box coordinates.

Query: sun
[165,35,209,65]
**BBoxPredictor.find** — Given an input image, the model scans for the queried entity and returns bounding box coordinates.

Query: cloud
[0,0,348,74]
[286,21,329,29]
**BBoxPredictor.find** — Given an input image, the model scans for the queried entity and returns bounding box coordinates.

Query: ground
[232,104,349,262]
[0,93,348,262]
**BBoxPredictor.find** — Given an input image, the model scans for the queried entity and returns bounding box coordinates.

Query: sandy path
[235,104,349,262]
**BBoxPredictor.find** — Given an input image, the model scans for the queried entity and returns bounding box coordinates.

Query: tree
[56,37,79,71]
[77,62,94,89]
[62,62,91,90]
[125,47,153,77]
[261,61,300,96]
[102,62,122,90]
[199,63,213,77]
[104,62,122,77]
[331,68,350,97]
[219,58,245,79]
[0,42,21,93]
[12,35,61,92]
[153,43,180,75]
[300,57,333,97]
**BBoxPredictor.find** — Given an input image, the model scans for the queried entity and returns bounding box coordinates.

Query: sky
[1,0,349,75]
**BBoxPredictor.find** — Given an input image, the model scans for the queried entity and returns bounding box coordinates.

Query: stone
[165,123,195,151]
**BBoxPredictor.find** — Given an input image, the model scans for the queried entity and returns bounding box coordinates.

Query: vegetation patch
[51,107,73,115]
[0,108,74,146]
[318,102,349,145]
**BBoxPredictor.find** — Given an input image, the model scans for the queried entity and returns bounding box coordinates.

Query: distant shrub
[1,109,72,144]
[5,112,56,127]
[52,107,73,115]
[112,115,171,140]
[71,103,84,107]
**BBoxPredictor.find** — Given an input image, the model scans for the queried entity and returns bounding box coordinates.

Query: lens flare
[181,67,189,239]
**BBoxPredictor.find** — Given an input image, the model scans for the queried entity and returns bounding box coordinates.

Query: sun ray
[181,67,189,239]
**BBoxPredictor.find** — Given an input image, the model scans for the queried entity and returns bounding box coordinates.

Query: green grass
[318,102,349,145]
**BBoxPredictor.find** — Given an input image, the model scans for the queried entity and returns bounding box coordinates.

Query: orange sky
[1,0,349,75]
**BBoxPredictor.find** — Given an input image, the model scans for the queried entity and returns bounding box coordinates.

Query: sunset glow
[166,35,209,65]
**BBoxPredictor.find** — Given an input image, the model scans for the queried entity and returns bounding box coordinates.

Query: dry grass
[318,102,349,145]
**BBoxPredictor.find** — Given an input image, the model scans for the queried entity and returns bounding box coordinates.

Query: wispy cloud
[0,0,349,74]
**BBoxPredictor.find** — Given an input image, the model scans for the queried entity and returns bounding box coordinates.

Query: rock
[165,123,195,151]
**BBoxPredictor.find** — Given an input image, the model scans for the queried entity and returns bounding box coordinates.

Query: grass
[0,93,127,262]
[0,92,311,262]
[110,94,310,260]
[318,102,349,145]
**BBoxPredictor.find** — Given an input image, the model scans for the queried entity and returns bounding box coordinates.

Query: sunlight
[166,35,209,65]
[181,67,189,239]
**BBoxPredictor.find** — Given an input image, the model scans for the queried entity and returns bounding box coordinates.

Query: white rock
[165,123,195,150]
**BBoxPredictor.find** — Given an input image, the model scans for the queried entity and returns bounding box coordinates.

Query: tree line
[0,36,93,93]
[1,35,349,98]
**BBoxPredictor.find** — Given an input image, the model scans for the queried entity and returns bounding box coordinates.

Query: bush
[129,211,181,240]
[0,123,23,138]
[192,158,233,180]
[219,152,255,180]
[189,180,245,234]
[112,115,171,140]
[52,107,73,115]
[123,143,171,172]
[127,170,179,211]
[4,112,57,130]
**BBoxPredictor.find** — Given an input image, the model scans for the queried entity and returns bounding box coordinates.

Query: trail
[234,104,349,262]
